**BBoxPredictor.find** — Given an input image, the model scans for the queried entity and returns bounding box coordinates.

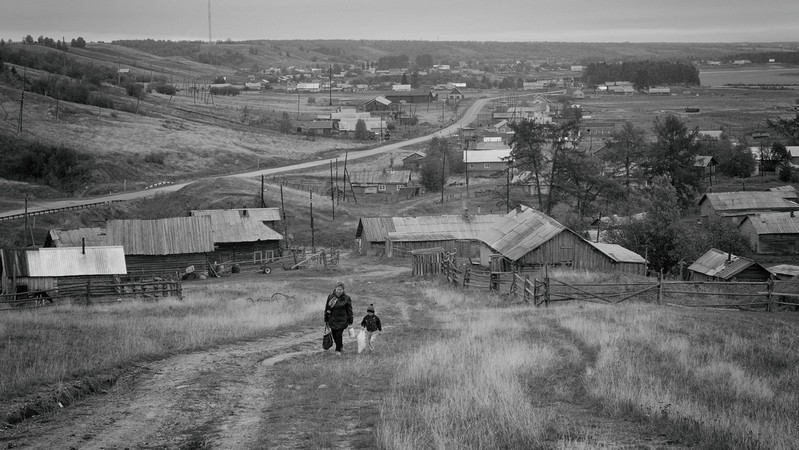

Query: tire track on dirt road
[1,330,320,449]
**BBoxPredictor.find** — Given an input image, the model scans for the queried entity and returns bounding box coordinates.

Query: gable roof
[402,151,426,161]
[477,206,567,261]
[740,212,799,235]
[191,208,281,222]
[106,216,215,255]
[694,155,717,167]
[356,217,396,242]
[687,248,764,279]
[588,242,646,264]
[698,192,799,214]
[357,214,504,243]
[766,185,798,200]
[349,170,411,185]
[190,209,283,243]
[46,227,106,247]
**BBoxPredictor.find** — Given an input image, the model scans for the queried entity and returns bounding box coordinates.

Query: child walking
[359,304,382,353]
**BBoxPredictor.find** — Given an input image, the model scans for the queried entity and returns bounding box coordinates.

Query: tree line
[582,61,700,89]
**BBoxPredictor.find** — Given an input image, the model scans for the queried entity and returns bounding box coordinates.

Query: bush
[0,135,94,191]
[153,83,176,95]
[126,83,144,98]
[209,86,239,96]
[144,151,167,165]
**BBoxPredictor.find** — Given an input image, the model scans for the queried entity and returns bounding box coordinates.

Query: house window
[378,184,386,191]
[484,163,490,169]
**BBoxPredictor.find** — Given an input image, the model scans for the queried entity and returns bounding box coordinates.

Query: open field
[1,259,797,448]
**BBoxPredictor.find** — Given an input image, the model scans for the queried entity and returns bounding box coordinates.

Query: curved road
[0,95,497,219]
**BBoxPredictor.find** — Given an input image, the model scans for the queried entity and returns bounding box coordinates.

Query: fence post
[657,269,664,305]
[464,269,471,289]
[86,279,92,305]
[766,277,774,312]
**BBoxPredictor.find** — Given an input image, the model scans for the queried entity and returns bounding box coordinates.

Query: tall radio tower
[207,0,212,44]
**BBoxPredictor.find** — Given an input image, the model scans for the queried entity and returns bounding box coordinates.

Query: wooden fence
[210,247,341,276]
[438,258,799,311]
[0,278,183,311]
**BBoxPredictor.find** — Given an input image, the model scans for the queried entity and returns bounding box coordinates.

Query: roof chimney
[82,237,85,255]
[792,211,795,218]
[727,252,732,262]
[516,205,523,214]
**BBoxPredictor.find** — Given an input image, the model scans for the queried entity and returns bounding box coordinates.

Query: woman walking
[324,281,353,355]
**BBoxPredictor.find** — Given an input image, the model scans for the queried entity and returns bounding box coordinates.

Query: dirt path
[2,330,320,449]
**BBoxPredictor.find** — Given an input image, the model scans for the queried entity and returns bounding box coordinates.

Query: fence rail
[436,258,798,312]
[0,278,183,311]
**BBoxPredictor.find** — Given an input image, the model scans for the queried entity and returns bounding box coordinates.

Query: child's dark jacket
[360,314,382,332]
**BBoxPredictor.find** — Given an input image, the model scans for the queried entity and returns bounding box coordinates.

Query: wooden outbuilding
[348,169,413,195]
[687,248,771,282]
[738,211,799,255]
[477,206,646,275]
[698,192,799,221]
[106,217,215,278]
[190,209,284,265]
[44,227,106,247]
[1,246,127,296]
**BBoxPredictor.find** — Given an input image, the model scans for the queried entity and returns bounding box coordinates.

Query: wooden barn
[106,216,215,278]
[687,248,771,282]
[698,192,799,221]
[190,209,284,265]
[355,213,505,258]
[738,211,799,255]
[0,246,127,296]
[477,206,646,275]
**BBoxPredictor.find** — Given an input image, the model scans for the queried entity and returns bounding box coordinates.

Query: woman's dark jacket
[324,293,353,330]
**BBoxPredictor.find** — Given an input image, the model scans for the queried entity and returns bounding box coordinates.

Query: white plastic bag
[357,329,367,354]
[348,326,357,339]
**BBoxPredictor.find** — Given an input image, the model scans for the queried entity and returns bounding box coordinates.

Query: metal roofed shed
[44,227,106,247]
[686,248,770,282]
[1,246,127,295]
[738,211,799,255]
[190,209,283,269]
[698,192,799,219]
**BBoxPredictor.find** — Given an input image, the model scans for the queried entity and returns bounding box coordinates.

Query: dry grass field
[2,262,797,449]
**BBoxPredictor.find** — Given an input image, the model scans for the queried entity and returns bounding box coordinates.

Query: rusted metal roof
[740,212,799,235]
[106,216,215,255]
[349,170,412,185]
[190,210,283,243]
[687,248,763,280]
[699,192,799,213]
[478,206,566,261]
[1,247,127,277]
[588,242,646,264]
[46,227,106,247]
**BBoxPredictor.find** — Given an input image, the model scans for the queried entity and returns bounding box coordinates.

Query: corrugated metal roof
[387,232,456,242]
[391,214,505,240]
[26,246,127,276]
[767,185,798,200]
[588,242,646,264]
[192,208,281,222]
[349,170,411,185]
[190,210,283,243]
[686,248,761,279]
[699,192,799,212]
[741,212,799,234]
[463,149,512,163]
[478,206,566,261]
[106,216,215,255]
[47,227,106,247]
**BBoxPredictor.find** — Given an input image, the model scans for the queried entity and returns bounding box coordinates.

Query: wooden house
[477,206,646,275]
[106,217,215,278]
[402,151,427,171]
[687,248,770,282]
[348,169,413,195]
[738,211,799,255]
[384,90,437,104]
[464,149,512,176]
[694,155,717,185]
[355,217,396,255]
[698,192,799,221]
[190,209,284,265]
[448,88,464,100]
[1,246,126,296]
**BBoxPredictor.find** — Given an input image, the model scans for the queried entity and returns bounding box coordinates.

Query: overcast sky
[2,0,798,43]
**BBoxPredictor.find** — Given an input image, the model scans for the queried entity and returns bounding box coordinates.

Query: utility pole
[280,183,289,252]
[207,0,213,45]
[506,161,511,213]
[18,68,25,133]
[335,158,339,205]
[440,151,446,204]
[328,65,333,106]
[24,196,30,246]
[329,160,335,220]
[310,189,315,253]
[296,90,300,120]
[342,151,349,202]
[260,174,266,207]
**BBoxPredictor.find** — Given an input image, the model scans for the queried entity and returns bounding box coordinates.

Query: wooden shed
[385,213,505,258]
[687,248,771,282]
[698,192,799,221]
[44,227,106,247]
[349,170,413,195]
[106,217,215,278]
[477,206,646,275]
[1,246,127,296]
[739,211,799,255]
[355,217,396,256]
[190,209,284,265]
